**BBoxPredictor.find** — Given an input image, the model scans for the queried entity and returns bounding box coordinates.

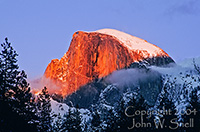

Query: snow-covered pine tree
[61,107,73,131]
[184,88,200,131]
[124,95,150,132]
[37,87,52,132]
[91,108,102,131]
[115,98,127,131]
[135,95,151,132]
[52,113,63,132]
[157,85,177,131]
[104,108,118,131]
[61,107,82,132]
[72,107,82,131]
[193,58,200,75]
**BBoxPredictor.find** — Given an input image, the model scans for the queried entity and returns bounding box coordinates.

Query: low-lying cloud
[105,68,161,88]
[29,76,62,95]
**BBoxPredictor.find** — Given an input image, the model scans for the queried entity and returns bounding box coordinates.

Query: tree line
[0,38,86,132]
[0,38,52,132]
[0,38,199,132]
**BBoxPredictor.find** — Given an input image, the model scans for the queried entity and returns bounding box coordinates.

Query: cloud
[105,68,161,89]
[29,76,62,95]
[166,0,200,15]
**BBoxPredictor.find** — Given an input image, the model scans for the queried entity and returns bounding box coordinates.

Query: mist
[105,68,161,88]
[29,76,62,95]
[29,68,162,96]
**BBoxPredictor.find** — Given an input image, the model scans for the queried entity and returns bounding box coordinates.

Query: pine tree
[62,107,73,131]
[157,87,177,131]
[125,95,150,132]
[183,88,200,132]
[136,96,151,132]
[52,113,63,132]
[190,88,200,111]
[116,98,128,131]
[193,58,200,75]
[0,38,38,132]
[104,108,118,131]
[91,108,102,131]
[73,108,82,131]
[0,37,19,100]
[61,107,82,132]
[13,70,38,130]
[37,87,52,132]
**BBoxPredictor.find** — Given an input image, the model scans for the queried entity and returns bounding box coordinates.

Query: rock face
[64,68,163,108]
[44,29,174,96]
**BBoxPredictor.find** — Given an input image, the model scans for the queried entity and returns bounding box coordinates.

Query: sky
[0,0,200,79]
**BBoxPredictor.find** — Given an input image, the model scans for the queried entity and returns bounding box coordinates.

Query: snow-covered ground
[50,57,200,129]
[50,99,91,125]
[151,57,200,75]
[152,57,200,119]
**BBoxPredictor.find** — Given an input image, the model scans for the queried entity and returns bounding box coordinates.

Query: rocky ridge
[44,29,174,96]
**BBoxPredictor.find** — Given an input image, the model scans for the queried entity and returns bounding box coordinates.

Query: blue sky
[0,0,200,79]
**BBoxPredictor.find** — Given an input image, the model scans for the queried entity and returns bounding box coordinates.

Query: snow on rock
[44,28,173,97]
[96,29,167,57]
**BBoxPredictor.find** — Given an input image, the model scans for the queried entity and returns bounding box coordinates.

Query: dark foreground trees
[0,38,81,132]
[0,38,53,132]
[36,87,53,132]
[1,38,199,132]
[61,106,82,132]
[0,38,38,131]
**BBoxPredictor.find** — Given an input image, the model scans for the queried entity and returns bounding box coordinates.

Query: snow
[51,99,69,117]
[151,59,200,91]
[150,64,189,76]
[95,29,165,57]
[50,99,91,125]
[177,57,200,68]
[151,57,200,76]
[79,108,92,122]
[151,57,200,122]
[47,56,200,130]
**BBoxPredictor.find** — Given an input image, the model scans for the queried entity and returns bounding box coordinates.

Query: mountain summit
[44,29,174,96]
